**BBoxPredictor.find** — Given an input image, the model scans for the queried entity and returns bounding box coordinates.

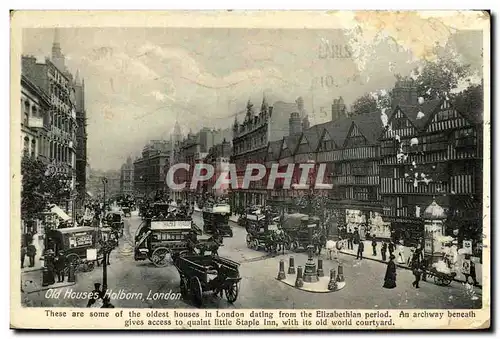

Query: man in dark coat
[21,246,27,268]
[383,254,397,289]
[54,251,66,283]
[388,241,395,257]
[371,235,377,256]
[381,242,388,261]
[356,240,364,260]
[347,231,353,250]
[26,242,37,267]
[411,260,422,288]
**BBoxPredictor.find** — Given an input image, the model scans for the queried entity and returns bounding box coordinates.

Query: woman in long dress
[383,254,397,289]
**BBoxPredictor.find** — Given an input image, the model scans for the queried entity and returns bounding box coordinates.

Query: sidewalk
[21,233,45,273]
[340,240,483,287]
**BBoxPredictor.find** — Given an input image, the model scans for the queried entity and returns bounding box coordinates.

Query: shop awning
[50,205,71,221]
[86,191,93,197]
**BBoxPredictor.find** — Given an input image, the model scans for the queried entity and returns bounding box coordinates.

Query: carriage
[280,213,321,252]
[134,209,203,267]
[244,211,282,251]
[45,226,99,272]
[173,253,241,307]
[103,211,124,238]
[202,203,233,237]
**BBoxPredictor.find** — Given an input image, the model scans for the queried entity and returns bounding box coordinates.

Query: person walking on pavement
[356,240,364,260]
[26,241,37,267]
[411,260,422,288]
[54,251,66,283]
[383,254,397,289]
[381,242,388,261]
[388,240,395,257]
[87,283,103,307]
[21,245,27,268]
[347,230,353,250]
[371,235,377,256]
[353,228,360,245]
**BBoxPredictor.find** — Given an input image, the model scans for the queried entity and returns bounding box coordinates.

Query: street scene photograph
[15,12,487,316]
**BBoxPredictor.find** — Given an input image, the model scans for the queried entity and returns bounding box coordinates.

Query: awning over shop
[86,191,93,197]
[50,205,71,221]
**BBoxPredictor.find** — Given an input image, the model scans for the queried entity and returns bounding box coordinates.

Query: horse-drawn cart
[173,254,241,307]
[280,214,321,252]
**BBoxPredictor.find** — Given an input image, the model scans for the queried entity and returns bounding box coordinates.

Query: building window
[23,137,29,155]
[24,101,30,125]
[31,139,36,158]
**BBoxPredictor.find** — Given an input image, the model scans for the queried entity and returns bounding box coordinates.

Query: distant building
[133,140,172,197]
[120,156,134,196]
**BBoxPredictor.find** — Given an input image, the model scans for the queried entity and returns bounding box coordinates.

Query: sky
[21,27,483,171]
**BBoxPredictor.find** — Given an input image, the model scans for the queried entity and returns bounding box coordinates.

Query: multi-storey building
[73,70,87,204]
[133,140,172,197]
[120,156,134,196]
[21,74,51,162]
[204,139,232,196]
[230,99,271,212]
[379,78,483,248]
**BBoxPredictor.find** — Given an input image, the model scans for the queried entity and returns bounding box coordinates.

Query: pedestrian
[388,240,395,257]
[54,251,66,283]
[21,245,27,268]
[381,242,388,261]
[356,240,364,260]
[383,254,397,289]
[462,254,479,286]
[27,242,37,267]
[397,241,406,265]
[411,261,422,288]
[87,283,103,307]
[371,235,377,256]
[347,230,353,250]
[353,228,360,245]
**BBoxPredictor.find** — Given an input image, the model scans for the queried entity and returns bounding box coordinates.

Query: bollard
[277,259,286,280]
[328,269,337,291]
[67,263,76,283]
[295,266,304,288]
[288,256,296,275]
[336,264,345,283]
[317,258,324,277]
[42,267,54,287]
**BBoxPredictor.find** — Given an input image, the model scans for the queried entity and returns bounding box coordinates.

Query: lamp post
[102,177,108,213]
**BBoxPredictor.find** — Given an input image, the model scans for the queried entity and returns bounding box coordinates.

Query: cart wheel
[225,282,239,303]
[190,276,203,307]
[66,253,80,271]
[179,277,188,299]
[291,241,299,252]
[151,247,170,267]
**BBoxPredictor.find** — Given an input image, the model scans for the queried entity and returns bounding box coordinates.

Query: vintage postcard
[10,10,490,330]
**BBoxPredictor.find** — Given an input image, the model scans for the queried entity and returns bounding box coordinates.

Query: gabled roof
[398,99,442,131]
[280,134,300,158]
[351,110,388,144]
[296,124,324,154]
[266,139,283,161]
[323,117,353,148]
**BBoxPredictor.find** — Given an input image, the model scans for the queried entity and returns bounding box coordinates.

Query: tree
[351,93,378,115]
[21,156,72,220]
[413,57,472,101]
[451,82,483,123]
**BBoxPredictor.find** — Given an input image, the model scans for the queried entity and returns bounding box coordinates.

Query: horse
[325,239,347,260]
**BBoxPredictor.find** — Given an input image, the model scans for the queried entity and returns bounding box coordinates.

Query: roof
[281,134,300,157]
[351,110,389,144]
[296,124,324,153]
[322,117,354,148]
[398,99,442,131]
[51,226,95,234]
[266,139,283,161]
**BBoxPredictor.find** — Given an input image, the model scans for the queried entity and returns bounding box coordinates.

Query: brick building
[133,140,172,197]
[120,156,134,196]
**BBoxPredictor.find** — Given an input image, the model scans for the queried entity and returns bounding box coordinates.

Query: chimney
[289,112,302,136]
[331,96,346,121]
[391,77,418,109]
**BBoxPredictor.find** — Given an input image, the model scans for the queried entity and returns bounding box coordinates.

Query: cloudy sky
[21,27,482,171]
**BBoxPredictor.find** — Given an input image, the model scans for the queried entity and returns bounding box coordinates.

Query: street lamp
[102,177,108,213]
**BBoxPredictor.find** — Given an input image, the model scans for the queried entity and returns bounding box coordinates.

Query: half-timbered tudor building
[379,97,483,248]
